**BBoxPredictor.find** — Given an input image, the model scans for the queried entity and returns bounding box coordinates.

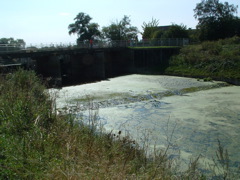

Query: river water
[51,74,240,172]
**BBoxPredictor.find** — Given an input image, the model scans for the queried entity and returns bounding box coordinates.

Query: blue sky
[1,0,239,45]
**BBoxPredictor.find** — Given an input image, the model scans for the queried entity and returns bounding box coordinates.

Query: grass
[165,36,240,82]
[1,69,239,179]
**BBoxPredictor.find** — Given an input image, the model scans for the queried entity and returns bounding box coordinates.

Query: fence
[0,38,189,53]
[132,38,189,47]
[0,44,24,52]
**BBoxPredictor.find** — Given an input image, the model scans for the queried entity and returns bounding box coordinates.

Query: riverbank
[164,36,240,85]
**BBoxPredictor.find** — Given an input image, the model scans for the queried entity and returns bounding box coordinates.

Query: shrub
[201,41,222,55]
[166,37,240,79]
[0,69,55,179]
[0,69,53,136]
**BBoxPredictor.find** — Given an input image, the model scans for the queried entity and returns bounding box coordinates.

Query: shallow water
[53,75,240,172]
[97,86,240,171]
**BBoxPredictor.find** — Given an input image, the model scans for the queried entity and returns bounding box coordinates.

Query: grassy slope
[165,36,240,82]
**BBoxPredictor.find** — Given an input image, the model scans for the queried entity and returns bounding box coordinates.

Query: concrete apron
[52,75,240,171]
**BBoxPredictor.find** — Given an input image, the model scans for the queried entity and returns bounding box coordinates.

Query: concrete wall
[34,47,179,86]
[131,48,180,74]
[35,55,62,86]
[69,52,105,84]
[104,48,133,77]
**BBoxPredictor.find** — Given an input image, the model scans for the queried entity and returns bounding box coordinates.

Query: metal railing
[0,38,189,53]
[0,44,24,52]
[132,38,189,47]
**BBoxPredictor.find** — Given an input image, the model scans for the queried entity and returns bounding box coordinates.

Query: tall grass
[166,36,240,80]
[1,69,238,179]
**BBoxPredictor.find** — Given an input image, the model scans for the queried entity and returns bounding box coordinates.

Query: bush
[201,41,222,55]
[0,69,53,136]
[0,69,55,179]
[166,37,240,79]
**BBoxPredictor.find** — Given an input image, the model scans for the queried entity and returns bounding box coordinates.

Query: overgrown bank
[165,36,240,85]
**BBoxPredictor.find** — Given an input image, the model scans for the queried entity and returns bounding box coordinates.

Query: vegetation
[141,18,160,39]
[102,15,139,41]
[68,12,101,45]
[142,22,189,40]
[161,24,189,39]
[129,46,180,49]
[194,0,240,41]
[165,36,240,81]
[67,0,239,44]
[0,38,26,48]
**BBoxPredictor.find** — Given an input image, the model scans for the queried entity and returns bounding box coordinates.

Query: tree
[141,19,189,39]
[68,12,101,44]
[162,24,189,39]
[194,0,239,41]
[141,18,160,39]
[0,38,26,48]
[102,15,138,41]
[152,30,164,39]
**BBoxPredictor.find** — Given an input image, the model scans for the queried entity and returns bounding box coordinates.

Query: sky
[1,0,239,46]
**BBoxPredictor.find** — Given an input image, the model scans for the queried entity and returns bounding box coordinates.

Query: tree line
[68,0,240,44]
[1,0,239,46]
[0,38,26,47]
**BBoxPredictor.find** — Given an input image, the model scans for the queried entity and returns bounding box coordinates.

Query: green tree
[68,12,101,44]
[141,18,159,39]
[0,38,26,48]
[141,19,189,40]
[102,15,138,41]
[194,0,239,41]
[152,30,164,39]
[162,24,189,39]
[188,28,200,43]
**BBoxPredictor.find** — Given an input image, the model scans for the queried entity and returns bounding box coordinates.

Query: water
[97,86,240,172]
[53,75,240,173]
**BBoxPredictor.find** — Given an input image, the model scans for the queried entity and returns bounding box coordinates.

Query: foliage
[0,37,26,48]
[152,29,164,39]
[142,23,189,40]
[142,27,160,39]
[102,15,138,41]
[142,18,159,31]
[68,12,101,44]
[166,36,240,80]
[0,69,54,179]
[194,0,239,41]
[141,18,160,39]
[188,28,200,43]
[162,24,189,39]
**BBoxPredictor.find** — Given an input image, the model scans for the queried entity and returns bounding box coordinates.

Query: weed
[166,36,240,81]
[203,77,212,82]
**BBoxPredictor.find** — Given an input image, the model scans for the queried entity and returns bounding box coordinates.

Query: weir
[0,47,180,86]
